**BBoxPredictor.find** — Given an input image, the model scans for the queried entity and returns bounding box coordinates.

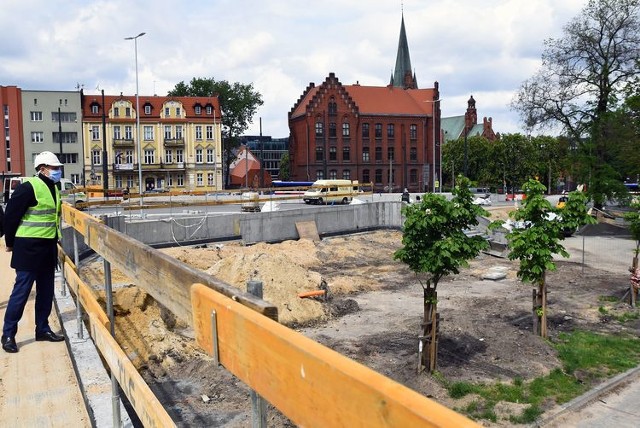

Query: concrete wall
[61,201,405,252]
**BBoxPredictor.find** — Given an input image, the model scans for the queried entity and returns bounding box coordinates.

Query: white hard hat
[34,151,63,170]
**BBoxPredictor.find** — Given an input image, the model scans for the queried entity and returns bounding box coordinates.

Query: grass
[444,330,640,424]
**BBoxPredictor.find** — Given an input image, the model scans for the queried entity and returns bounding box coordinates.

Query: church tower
[390,14,418,89]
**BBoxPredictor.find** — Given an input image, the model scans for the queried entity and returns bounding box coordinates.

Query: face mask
[47,168,62,183]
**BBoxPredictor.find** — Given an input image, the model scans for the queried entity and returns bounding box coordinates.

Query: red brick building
[0,86,26,183]
[287,15,442,192]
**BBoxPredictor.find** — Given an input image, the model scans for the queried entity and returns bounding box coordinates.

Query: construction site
[2,192,640,427]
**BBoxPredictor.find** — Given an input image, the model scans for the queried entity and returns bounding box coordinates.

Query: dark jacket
[3,174,59,272]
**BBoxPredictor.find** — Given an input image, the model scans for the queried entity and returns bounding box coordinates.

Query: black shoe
[1,335,18,353]
[35,331,65,342]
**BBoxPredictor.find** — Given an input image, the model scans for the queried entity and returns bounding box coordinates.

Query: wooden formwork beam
[191,283,478,428]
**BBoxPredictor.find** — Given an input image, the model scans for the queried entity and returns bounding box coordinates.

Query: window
[144,126,153,140]
[362,147,370,162]
[52,132,78,144]
[388,147,394,160]
[114,151,123,164]
[342,147,350,161]
[410,169,418,184]
[176,125,183,139]
[375,147,382,161]
[144,149,155,164]
[206,125,213,140]
[410,147,417,161]
[58,153,78,164]
[165,149,173,163]
[315,122,323,137]
[176,107,181,117]
[410,124,417,140]
[113,126,121,140]
[342,170,350,180]
[91,105,99,114]
[207,173,214,186]
[329,146,337,161]
[125,150,133,163]
[91,125,100,140]
[31,131,44,143]
[31,111,43,121]
[375,169,383,183]
[363,169,370,183]
[71,173,80,184]
[375,123,382,138]
[195,105,202,115]
[125,107,131,117]
[206,105,212,115]
[127,175,134,188]
[195,148,203,163]
[115,176,123,189]
[329,170,337,179]
[316,170,324,180]
[387,124,394,138]
[177,174,184,186]
[342,122,350,137]
[92,150,102,165]
[315,147,323,161]
[362,123,370,138]
[206,148,215,163]
[329,122,336,138]
[165,107,170,116]
[52,112,77,122]
[176,149,184,163]
[125,126,133,139]
[164,125,172,139]
[144,105,151,115]
[195,126,203,140]
[328,99,337,115]
[114,107,119,117]
[196,173,203,186]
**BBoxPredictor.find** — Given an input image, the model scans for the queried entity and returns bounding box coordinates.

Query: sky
[0,0,588,138]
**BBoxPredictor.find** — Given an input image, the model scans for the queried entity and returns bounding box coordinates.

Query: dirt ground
[80,207,640,427]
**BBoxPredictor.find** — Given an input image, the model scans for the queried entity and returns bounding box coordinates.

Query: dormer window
[165,107,170,116]
[144,105,151,115]
[176,107,181,117]
[195,105,202,115]
[206,105,212,115]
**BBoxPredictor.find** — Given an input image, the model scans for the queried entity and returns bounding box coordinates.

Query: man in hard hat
[2,151,66,353]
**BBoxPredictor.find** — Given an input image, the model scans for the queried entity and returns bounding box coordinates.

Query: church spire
[391,13,417,89]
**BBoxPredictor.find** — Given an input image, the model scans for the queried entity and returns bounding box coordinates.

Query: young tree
[168,77,264,187]
[394,176,489,372]
[498,180,595,337]
[278,152,290,181]
[512,0,640,206]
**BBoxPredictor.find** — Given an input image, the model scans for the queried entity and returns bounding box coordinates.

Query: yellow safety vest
[15,177,61,239]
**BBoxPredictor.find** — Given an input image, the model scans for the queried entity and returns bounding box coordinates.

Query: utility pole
[58,107,64,178]
[101,90,108,197]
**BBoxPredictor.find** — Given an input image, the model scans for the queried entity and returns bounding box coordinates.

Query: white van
[3,176,87,208]
[303,180,359,205]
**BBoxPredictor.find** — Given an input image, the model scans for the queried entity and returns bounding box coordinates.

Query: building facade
[240,135,289,179]
[21,90,84,182]
[288,73,441,193]
[81,93,222,193]
[0,85,26,183]
[441,95,499,143]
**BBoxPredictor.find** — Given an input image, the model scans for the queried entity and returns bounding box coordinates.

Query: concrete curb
[54,272,133,428]
[535,364,640,427]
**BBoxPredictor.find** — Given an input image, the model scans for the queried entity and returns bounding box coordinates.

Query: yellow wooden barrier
[191,283,478,428]
[62,261,110,330]
[88,312,175,428]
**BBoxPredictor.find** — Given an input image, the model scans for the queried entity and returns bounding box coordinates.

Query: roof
[442,116,465,142]
[391,15,414,88]
[290,80,436,120]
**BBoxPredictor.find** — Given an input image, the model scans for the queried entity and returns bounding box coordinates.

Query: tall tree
[168,77,264,186]
[512,0,640,206]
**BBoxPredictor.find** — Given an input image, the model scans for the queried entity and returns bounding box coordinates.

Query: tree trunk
[533,274,548,338]
[540,275,548,338]
[419,288,438,373]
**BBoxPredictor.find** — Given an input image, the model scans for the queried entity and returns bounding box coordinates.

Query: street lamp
[125,31,146,210]
[425,98,442,192]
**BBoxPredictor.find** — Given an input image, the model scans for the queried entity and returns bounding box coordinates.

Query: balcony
[113,162,134,171]
[113,138,135,147]
[164,138,185,147]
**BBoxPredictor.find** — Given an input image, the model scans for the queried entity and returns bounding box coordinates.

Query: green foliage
[278,152,290,180]
[624,200,640,255]
[504,180,594,284]
[168,77,264,143]
[394,176,489,289]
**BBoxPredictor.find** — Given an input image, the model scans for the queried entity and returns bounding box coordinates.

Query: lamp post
[425,98,442,192]
[125,32,146,209]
